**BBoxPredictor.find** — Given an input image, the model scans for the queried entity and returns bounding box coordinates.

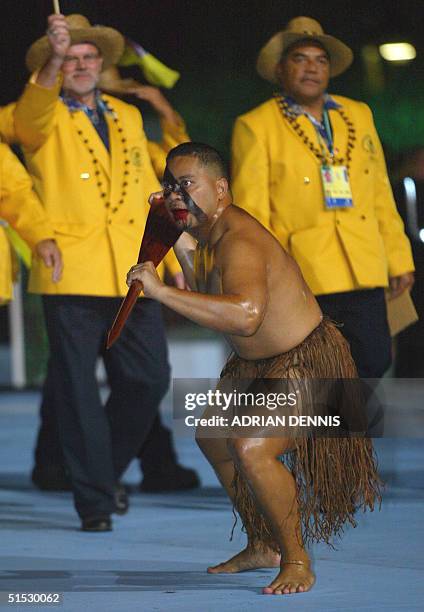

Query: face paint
[163,166,208,223]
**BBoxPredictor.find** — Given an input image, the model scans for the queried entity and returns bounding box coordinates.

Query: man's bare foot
[262,560,315,595]
[207,545,281,574]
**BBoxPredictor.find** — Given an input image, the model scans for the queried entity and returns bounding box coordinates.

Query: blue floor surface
[0,390,423,611]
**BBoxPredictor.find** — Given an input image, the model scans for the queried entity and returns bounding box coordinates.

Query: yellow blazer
[14,78,180,296]
[231,96,414,295]
[0,104,17,144]
[0,143,53,301]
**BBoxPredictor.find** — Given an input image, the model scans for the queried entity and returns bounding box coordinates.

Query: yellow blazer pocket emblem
[362,135,376,155]
[130,146,142,167]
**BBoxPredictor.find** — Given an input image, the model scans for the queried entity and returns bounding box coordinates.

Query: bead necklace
[70,99,130,212]
[273,93,356,170]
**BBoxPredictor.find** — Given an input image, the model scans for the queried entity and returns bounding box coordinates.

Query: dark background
[1,0,424,158]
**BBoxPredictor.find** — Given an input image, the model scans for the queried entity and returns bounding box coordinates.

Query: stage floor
[0,389,423,611]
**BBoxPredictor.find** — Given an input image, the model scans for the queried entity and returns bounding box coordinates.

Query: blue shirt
[61,90,112,151]
[282,93,341,150]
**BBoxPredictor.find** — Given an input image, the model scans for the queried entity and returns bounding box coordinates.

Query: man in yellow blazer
[13,65,199,495]
[0,142,62,303]
[13,12,181,531]
[231,16,415,379]
[1,67,197,494]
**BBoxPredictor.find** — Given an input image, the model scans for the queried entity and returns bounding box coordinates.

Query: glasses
[63,53,101,67]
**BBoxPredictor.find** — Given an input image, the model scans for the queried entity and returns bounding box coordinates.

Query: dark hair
[166,142,229,180]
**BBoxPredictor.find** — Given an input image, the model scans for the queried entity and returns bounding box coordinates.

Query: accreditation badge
[320,165,353,209]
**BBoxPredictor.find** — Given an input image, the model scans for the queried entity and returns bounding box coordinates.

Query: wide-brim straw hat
[26,14,125,72]
[257,16,353,83]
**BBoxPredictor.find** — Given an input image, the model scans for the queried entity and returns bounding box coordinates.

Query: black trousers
[42,295,170,518]
[34,385,176,477]
[316,288,392,379]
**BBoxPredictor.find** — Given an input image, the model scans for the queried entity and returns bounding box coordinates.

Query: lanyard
[309,109,334,164]
[322,109,334,155]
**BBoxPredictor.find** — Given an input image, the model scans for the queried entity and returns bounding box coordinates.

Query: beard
[63,72,98,97]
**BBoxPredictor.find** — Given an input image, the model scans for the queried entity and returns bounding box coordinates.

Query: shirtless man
[127,142,381,595]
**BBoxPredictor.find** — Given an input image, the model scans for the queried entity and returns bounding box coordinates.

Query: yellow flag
[2,222,32,268]
[118,40,180,89]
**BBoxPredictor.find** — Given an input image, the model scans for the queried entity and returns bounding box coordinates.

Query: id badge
[321,165,353,209]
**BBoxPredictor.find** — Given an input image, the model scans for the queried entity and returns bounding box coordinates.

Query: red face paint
[172,209,189,222]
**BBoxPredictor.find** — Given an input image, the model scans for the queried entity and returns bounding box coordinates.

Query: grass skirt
[220,318,383,548]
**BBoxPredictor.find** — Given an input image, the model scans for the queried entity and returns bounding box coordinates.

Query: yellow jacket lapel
[107,112,126,208]
[288,114,322,164]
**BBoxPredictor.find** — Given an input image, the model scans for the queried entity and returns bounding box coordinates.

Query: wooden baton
[106,199,182,349]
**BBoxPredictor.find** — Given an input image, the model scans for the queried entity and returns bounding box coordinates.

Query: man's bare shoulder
[227,205,280,244]
[216,205,282,258]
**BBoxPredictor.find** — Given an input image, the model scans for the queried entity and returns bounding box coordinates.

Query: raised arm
[35,14,70,87]
[14,14,69,151]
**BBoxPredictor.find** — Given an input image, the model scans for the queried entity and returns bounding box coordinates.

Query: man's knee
[228,437,263,471]
[228,437,290,472]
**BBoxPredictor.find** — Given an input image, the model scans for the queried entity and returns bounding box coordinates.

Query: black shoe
[31,465,72,492]
[81,515,112,532]
[114,483,129,515]
[140,464,200,493]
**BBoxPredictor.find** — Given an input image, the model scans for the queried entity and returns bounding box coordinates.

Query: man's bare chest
[194,244,221,295]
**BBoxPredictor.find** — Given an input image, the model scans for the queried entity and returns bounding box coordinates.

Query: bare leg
[229,437,315,594]
[195,431,280,572]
